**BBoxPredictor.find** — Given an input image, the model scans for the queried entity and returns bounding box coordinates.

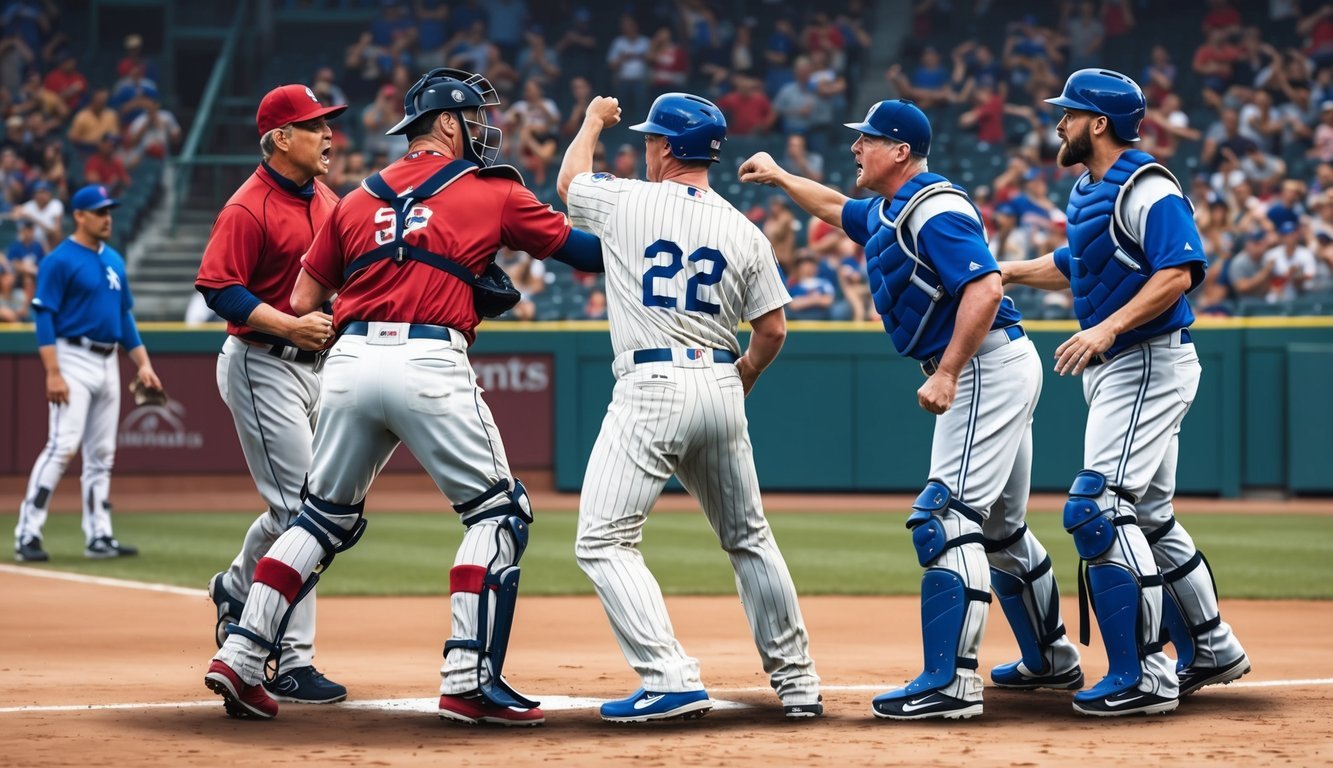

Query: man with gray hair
[194,84,348,705]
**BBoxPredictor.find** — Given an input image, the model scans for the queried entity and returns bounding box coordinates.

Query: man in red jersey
[204,68,603,725]
[194,84,349,705]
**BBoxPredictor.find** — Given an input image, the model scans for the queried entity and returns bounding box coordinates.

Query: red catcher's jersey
[196,165,339,337]
[301,151,571,344]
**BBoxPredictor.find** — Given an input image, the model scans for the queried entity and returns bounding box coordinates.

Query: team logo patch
[404,205,433,233]
[305,86,319,103]
[686,349,705,360]
[590,172,615,182]
[451,89,466,103]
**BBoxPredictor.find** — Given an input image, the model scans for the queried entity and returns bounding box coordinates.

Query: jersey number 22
[641,239,727,315]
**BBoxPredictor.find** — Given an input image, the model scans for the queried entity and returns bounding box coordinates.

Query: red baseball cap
[256,84,347,136]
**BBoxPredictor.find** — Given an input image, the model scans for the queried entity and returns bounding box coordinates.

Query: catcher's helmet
[386,67,503,166]
[629,93,727,163]
[1044,69,1145,143]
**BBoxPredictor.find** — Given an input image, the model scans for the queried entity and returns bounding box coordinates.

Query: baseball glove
[130,379,169,406]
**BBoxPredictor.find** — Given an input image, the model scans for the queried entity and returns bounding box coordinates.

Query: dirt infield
[2,566,1331,767]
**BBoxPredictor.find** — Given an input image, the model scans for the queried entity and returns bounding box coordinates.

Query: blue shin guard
[1075,563,1148,702]
[990,557,1065,676]
[903,568,972,695]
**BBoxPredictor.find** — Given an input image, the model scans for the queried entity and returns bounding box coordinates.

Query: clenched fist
[738,152,784,186]
[585,96,622,130]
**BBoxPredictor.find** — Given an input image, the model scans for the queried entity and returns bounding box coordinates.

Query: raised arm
[738,152,848,228]
[557,95,621,204]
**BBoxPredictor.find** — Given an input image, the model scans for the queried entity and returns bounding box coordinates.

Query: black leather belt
[64,337,116,356]
[921,325,1024,377]
[632,348,739,364]
[239,336,323,364]
[1087,328,1192,368]
[341,321,460,342]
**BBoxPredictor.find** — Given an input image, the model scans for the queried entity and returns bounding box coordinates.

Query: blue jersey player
[1003,69,1250,716]
[740,100,1081,720]
[14,184,163,562]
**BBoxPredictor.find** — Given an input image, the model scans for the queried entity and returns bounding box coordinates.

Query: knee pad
[1062,470,1129,560]
[907,480,985,567]
[455,478,533,528]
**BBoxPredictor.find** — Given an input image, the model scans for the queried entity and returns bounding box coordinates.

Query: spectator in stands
[495,246,544,321]
[0,32,33,96]
[648,26,688,91]
[42,52,86,113]
[1268,178,1308,228]
[360,84,408,162]
[67,88,119,154]
[781,133,823,184]
[83,132,131,195]
[607,14,650,119]
[1264,219,1318,300]
[731,18,761,84]
[763,194,797,274]
[13,70,66,134]
[111,62,160,125]
[485,0,528,61]
[560,76,593,140]
[802,11,846,69]
[773,55,818,136]
[1064,1,1106,72]
[12,179,60,248]
[949,41,1003,103]
[1202,0,1244,37]
[583,287,607,319]
[0,146,28,212]
[836,246,871,321]
[507,78,559,135]
[554,7,598,82]
[989,201,1033,263]
[1298,3,1333,68]
[1311,103,1333,163]
[3,218,41,318]
[715,72,775,136]
[311,67,348,113]
[1240,141,1287,191]
[116,33,156,80]
[1140,92,1201,163]
[834,2,872,87]
[345,30,395,96]
[806,48,847,149]
[513,107,558,188]
[785,253,835,320]
[415,0,450,55]
[958,81,1020,147]
[1228,229,1276,302]
[1239,88,1283,152]
[886,46,952,109]
[1142,44,1177,106]
[1203,107,1258,170]
[763,16,799,96]
[1193,27,1241,109]
[516,25,561,86]
[0,250,17,321]
[611,143,640,180]
[37,141,66,198]
[370,0,414,47]
[125,100,180,166]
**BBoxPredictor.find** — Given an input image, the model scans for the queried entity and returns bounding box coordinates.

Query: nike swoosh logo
[276,677,300,693]
[899,696,938,713]
[633,694,666,710]
[1103,694,1143,708]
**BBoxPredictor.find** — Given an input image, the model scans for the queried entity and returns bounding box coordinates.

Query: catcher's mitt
[130,379,169,406]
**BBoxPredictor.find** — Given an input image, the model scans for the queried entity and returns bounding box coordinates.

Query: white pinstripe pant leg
[78,351,119,543]
[676,366,819,704]
[576,364,702,692]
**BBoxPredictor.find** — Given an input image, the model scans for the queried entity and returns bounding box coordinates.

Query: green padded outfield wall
[2,319,1330,497]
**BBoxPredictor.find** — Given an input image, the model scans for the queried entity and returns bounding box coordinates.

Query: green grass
[3,510,1330,599]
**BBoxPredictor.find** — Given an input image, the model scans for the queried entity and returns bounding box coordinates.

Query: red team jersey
[301,151,571,343]
[196,165,340,337]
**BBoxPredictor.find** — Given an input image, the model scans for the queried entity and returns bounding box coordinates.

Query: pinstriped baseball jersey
[566,172,790,356]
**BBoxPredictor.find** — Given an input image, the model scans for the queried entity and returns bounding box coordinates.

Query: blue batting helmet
[386,67,504,166]
[1044,68,1146,143]
[629,93,727,163]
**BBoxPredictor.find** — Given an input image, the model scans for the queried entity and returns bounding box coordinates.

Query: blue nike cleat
[263,666,347,704]
[872,687,982,720]
[600,688,712,723]
[990,661,1085,690]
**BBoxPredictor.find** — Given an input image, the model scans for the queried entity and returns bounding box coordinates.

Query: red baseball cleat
[439,691,545,726]
[204,659,278,720]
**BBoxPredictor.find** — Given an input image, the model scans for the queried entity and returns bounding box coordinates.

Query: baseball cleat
[600,688,712,723]
[1072,688,1178,717]
[872,688,983,721]
[205,659,278,719]
[990,661,1085,690]
[84,536,138,559]
[208,572,244,648]
[15,537,49,563]
[438,691,545,726]
[1178,654,1251,697]
[783,695,824,719]
[264,666,347,704]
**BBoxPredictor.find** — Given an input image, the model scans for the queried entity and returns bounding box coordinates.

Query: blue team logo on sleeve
[590,172,616,182]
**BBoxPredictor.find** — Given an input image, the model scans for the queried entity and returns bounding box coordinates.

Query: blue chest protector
[865,173,983,358]
[1064,150,1190,331]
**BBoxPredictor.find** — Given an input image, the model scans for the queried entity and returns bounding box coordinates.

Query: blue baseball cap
[71,184,120,211]
[1278,220,1299,235]
[844,99,932,157]
[1246,229,1267,243]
